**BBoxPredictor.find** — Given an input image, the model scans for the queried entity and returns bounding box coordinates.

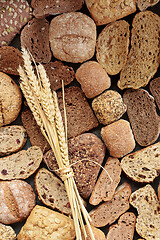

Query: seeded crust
[150,77,160,111]
[82,225,105,240]
[89,183,132,227]
[31,0,84,18]
[85,0,136,25]
[106,212,136,240]
[0,125,27,156]
[137,0,160,11]
[0,46,23,75]
[0,223,16,240]
[118,11,160,90]
[0,146,43,180]
[0,180,35,225]
[21,18,52,63]
[130,184,160,240]
[89,157,121,205]
[17,205,76,240]
[123,89,160,146]
[96,20,130,75]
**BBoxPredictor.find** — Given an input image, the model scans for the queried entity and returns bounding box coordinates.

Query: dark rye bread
[21,108,50,153]
[43,133,106,199]
[44,61,75,91]
[150,77,160,111]
[123,89,160,146]
[0,146,43,180]
[0,0,32,47]
[89,183,132,227]
[118,11,160,90]
[57,87,98,139]
[21,18,51,63]
[137,0,160,11]
[0,46,23,75]
[31,0,84,18]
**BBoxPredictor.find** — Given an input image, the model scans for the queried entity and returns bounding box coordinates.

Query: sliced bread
[0,223,16,240]
[130,184,160,240]
[118,11,160,89]
[106,212,136,240]
[123,89,160,146]
[96,20,130,75]
[121,142,160,183]
[0,125,27,156]
[0,146,43,180]
[89,182,132,227]
[150,77,160,111]
[89,157,121,205]
[82,225,105,240]
[137,0,160,11]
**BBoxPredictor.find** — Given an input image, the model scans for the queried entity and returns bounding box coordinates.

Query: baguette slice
[130,185,160,240]
[106,212,136,240]
[0,125,27,156]
[150,77,160,111]
[89,182,131,227]
[89,157,121,205]
[137,0,160,11]
[121,142,160,183]
[0,146,43,180]
[0,223,16,240]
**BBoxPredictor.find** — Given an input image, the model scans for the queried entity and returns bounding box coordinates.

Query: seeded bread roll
[0,180,35,225]
[150,77,160,111]
[0,223,16,240]
[89,183,132,227]
[137,0,160,11]
[0,125,27,156]
[0,146,43,180]
[118,11,160,89]
[82,225,105,240]
[96,20,130,75]
[89,157,121,205]
[123,89,160,146]
[130,184,160,240]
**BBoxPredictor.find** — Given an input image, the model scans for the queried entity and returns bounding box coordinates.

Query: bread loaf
[0,223,16,240]
[150,77,160,111]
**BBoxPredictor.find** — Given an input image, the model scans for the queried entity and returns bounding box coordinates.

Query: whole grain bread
[35,168,71,215]
[0,180,35,225]
[150,77,160,111]
[123,89,160,146]
[89,157,121,205]
[0,125,27,156]
[17,205,76,240]
[118,11,160,90]
[0,146,43,180]
[137,0,160,11]
[96,20,130,75]
[0,223,16,240]
[121,142,160,183]
[21,18,51,63]
[130,184,160,240]
[31,0,84,18]
[82,225,105,240]
[106,212,136,240]
[89,183,132,227]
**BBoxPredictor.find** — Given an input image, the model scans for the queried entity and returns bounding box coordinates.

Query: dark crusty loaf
[21,108,50,153]
[118,11,160,89]
[35,168,71,215]
[106,212,136,240]
[43,133,106,199]
[123,89,160,146]
[96,20,130,75]
[0,223,16,240]
[0,46,23,75]
[121,142,160,183]
[31,0,84,18]
[137,0,160,10]
[89,182,132,227]
[0,180,35,224]
[21,18,51,63]
[89,157,121,205]
[0,125,27,156]
[150,77,160,111]
[0,146,43,180]
[130,184,160,240]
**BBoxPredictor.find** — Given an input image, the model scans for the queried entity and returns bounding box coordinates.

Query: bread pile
[0,0,160,239]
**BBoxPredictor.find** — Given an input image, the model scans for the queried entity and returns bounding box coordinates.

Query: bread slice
[130,184,160,240]
[123,89,160,146]
[0,125,27,156]
[106,212,136,240]
[82,225,105,240]
[137,0,160,11]
[89,182,131,227]
[89,157,121,205]
[158,183,160,201]
[121,142,160,183]
[0,223,16,240]
[118,11,160,89]
[150,77,160,111]
[96,20,130,75]
[0,146,43,180]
